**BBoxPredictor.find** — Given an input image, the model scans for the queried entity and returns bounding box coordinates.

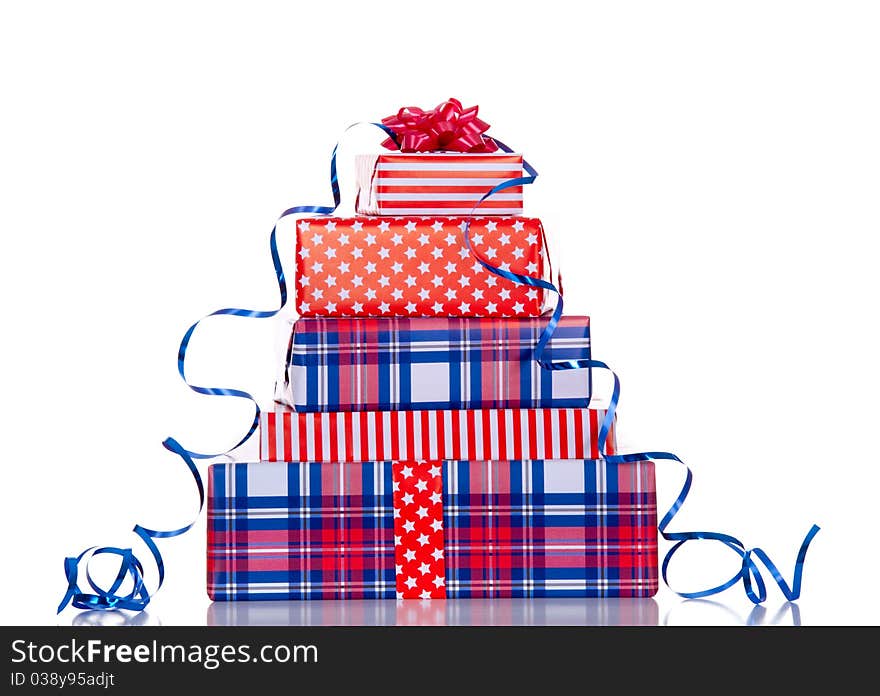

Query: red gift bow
[380,98,499,153]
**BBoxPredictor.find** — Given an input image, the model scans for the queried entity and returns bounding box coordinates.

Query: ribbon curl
[59,122,399,612]
[381,97,499,153]
[461,175,821,604]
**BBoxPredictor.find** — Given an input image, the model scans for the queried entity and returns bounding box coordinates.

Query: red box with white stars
[294,216,548,317]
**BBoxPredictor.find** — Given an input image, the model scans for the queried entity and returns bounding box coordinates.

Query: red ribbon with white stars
[392,461,446,599]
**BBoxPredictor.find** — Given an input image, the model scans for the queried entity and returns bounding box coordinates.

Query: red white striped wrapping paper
[355,153,524,216]
[259,407,616,463]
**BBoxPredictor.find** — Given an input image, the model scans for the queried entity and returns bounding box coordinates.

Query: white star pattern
[295,218,546,317]
[393,461,446,599]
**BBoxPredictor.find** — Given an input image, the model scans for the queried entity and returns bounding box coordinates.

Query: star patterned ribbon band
[58,101,818,613]
[393,461,447,599]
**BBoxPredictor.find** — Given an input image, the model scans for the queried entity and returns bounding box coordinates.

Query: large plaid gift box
[207,458,658,600]
[354,153,524,216]
[278,316,591,412]
[295,216,547,317]
[259,406,617,462]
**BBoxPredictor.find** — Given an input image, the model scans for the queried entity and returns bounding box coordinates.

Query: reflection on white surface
[206,598,660,627]
[663,600,802,626]
[69,610,161,627]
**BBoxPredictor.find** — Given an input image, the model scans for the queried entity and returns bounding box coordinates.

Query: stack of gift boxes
[207,102,660,601]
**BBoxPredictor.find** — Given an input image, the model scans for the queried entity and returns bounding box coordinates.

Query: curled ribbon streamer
[57,438,200,612]
[177,121,398,460]
[460,173,821,602]
[59,122,399,612]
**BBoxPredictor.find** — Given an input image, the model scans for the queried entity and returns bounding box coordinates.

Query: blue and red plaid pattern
[208,458,657,600]
[280,316,592,412]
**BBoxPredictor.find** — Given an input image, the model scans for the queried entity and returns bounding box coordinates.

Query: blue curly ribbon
[57,438,199,612]
[462,149,820,604]
[58,123,399,612]
[177,122,398,459]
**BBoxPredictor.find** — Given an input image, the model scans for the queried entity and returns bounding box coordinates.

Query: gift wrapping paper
[354,153,524,216]
[207,458,658,600]
[280,316,591,412]
[259,406,616,462]
[294,216,547,317]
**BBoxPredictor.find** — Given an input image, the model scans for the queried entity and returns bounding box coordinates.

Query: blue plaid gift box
[207,457,658,601]
[277,315,592,412]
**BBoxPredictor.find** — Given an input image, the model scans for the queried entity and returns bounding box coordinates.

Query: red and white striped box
[259,407,616,463]
[355,153,524,216]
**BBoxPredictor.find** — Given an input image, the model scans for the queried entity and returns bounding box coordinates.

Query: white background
[1,1,878,626]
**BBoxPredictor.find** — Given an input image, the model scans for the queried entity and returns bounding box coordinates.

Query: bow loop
[380,97,499,153]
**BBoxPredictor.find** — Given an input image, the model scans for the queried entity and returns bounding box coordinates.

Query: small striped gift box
[207,458,657,601]
[355,153,524,216]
